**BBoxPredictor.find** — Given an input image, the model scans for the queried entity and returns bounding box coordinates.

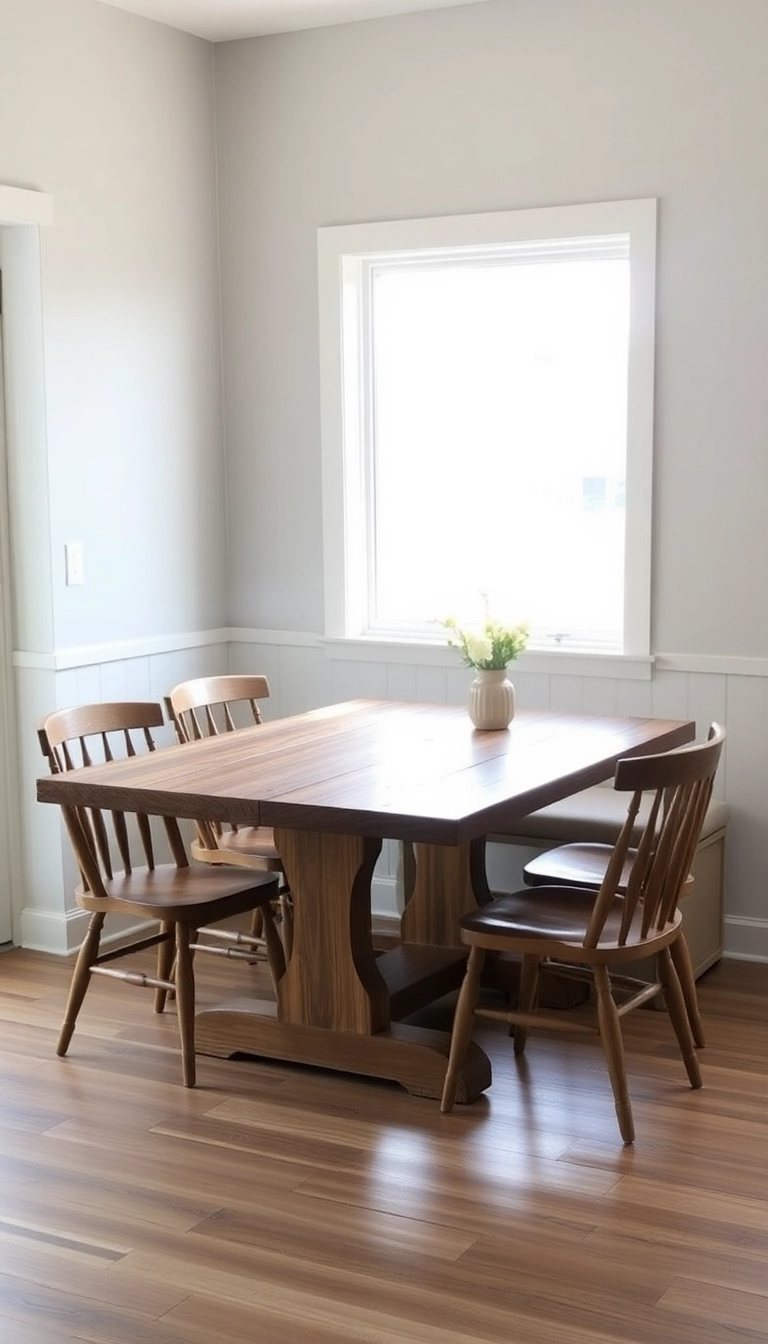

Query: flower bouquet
[440,604,529,729]
[440,615,529,671]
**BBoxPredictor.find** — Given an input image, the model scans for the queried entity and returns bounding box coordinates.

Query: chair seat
[217,826,280,861]
[525,844,637,889]
[191,826,284,872]
[524,842,695,899]
[76,865,279,924]
[461,886,680,959]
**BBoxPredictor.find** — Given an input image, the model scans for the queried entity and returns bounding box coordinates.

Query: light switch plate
[65,541,85,585]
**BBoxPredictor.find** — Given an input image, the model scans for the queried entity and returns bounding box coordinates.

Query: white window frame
[317,198,657,661]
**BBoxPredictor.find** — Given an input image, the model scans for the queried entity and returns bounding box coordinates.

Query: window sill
[319,637,654,680]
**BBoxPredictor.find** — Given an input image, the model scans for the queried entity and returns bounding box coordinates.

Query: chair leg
[154,920,175,1013]
[259,899,286,989]
[441,946,485,1114]
[174,922,196,1088]
[279,890,294,959]
[249,905,264,940]
[594,964,634,1144]
[669,932,705,1048]
[513,953,540,1056]
[658,946,702,1089]
[57,912,105,1057]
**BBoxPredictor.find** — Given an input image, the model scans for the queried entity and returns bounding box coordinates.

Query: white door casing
[0,296,15,943]
[0,185,55,947]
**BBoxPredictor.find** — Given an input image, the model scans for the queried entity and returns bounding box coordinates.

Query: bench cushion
[493,786,729,846]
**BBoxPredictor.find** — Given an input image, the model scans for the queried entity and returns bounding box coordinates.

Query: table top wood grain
[37,699,696,847]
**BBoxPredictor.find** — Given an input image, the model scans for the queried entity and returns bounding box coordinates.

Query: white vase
[467,668,516,730]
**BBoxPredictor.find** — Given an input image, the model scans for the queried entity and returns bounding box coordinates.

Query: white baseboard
[20,906,88,955]
[20,907,158,957]
[722,917,768,964]
[371,873,401,922]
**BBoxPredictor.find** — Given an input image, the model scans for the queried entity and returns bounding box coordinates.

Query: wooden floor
[0,941,766,1344]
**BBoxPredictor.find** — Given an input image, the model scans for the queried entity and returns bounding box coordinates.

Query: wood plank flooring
[0,940,766,1343]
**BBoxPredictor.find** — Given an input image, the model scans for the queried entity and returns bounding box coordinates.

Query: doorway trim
[0,184,54,946]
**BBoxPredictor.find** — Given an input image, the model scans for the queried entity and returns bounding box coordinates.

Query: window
[318,199,656,657]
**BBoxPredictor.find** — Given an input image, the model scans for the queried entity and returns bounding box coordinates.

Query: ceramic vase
[467,668,516,730]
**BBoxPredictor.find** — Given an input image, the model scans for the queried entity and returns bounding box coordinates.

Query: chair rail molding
[17,627,768,681]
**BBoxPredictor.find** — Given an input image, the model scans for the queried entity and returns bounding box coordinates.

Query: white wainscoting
[15,630,768,962]
[15,638,231,953]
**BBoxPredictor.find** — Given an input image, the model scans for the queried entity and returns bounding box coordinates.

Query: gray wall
[0,0,228,949]
[0,0,227,652]
[213,0,768,657]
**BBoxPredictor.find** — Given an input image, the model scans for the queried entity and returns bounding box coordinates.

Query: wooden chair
[519,726,726,1049]
[166,675,293,955]
[441,724,725,1143]
[38,701,284,1086]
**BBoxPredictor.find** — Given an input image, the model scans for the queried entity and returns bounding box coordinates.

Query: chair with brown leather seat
[441,724,725,1143]
[38,700,284,1086]
[166,675,292,953]
[519,725,726,1048]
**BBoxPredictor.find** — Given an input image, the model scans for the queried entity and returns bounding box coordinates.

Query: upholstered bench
[488,786,729,980]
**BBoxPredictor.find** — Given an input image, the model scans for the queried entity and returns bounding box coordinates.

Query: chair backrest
[168,675,271,743]
[38,701,187,896]
[164,694,185,745]
[586,723,725,948]
[167,676,272,847]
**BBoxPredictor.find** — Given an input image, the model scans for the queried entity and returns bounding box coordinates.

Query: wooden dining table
[37,699,695,1100]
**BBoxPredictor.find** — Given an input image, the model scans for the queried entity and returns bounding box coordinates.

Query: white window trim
[318,198,657,660]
